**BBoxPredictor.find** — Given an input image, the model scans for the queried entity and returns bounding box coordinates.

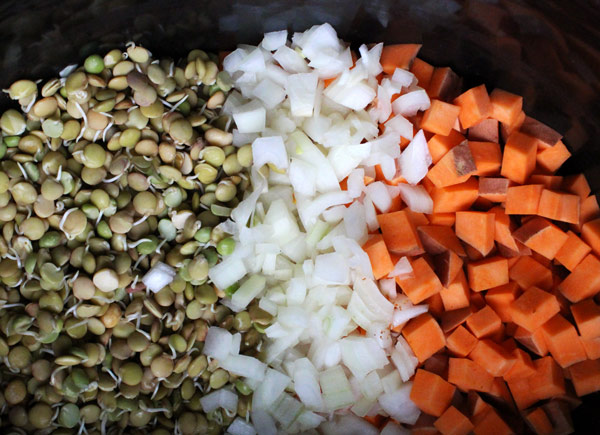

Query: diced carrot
[528,356,566,400]
[427,141,476,188]
[513,217,569,260]
[540,314,587,368]
[504,184,544,215]
[509,255,553,291]
[468,118,499,143]
[537,189,580,224]
[434,406,474,435]
[528,174,563,190]
[434,250,464,289]
[582,336,600,360]
[490,88,523,126]
[455,211,495,256]
[423,353,449,379]
[466,306,502,339]
[469,339,516,377]
[426,212,456,226]
[478,177,510,202]
[405,209,430,227]
[421,100,462,136]
[485,282,521,322]
[571,299,600,339]
[469,141,502,176]
[410,58,434,89]
[453,85,492,129]
[428,67,462,102]
[377,210,424,256]
[396,257,443,305]
[362,234,394,280]
[464,243,486,261]
[417,225,466,256]
[467,390,492,417]
[448,358,494,393]
[467,256,509,292]
[487,206,518,252]
[558,253,600,303]
[431,178,479,213]
[509,286,560,332]
[427,292,445,319]
[520,116,562,149]
[412,414,438,435]
[554,230,592,271]
[410,369,456,417]
[569,359,600,397]
[427,130,466,164]
[507,376,539,410]
[446,325,478,357]
[503,348,536,381]
[500,131,538,184]
[500,110,526,140]
[470,291,487,310]
[536,140,571,173]
[541,400,574,435]
[514,326,548,357]
[562,174,591,199]
[402,313,446,362]
[571,194,600,232]
[441,306,474,333]
[525,408,553,435]
[380,44,422,74]
[582,218,600,257]
[471,406,514,435]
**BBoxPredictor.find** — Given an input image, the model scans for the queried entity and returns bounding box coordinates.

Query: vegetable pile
[0,21,598,435]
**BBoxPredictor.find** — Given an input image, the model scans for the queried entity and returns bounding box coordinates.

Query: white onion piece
[390,336,419,382]
[208,256,246,290]
[289,130,340,193]
[358,43,383,77]
[233,100,266,133]
[223,48,248,73]
[293,358,324,410]
[220,354,267,381]
[363,196,380,232]
[321,414,379,435]
[203,327,233,361]
[228,417,257,435]
[324,76,376,111]
[391,68,417,89]
[314,253,350,285]
[396,183,433,214]
[398,130,432,185]
[392,306,428,329]
[251,410,277,435]
[328,143,372,181]
[385,114,414,140]
[361,370,384,402]
[230,274,266,311]
[377,383,420,425]
[261,30,288,51]
[200,388,238,413]
[270,393,304,428]
[251,135,288,170]
[392,88,430,117]
[296,410,326,431]
[365,181,392,213]
[343,202,368,245]
[322,205,346,223]
[341,336,389,380]
[289,159,317,196]
[347,168,365,198]
[253,368,292,410]
[389,257,413,278]
[379,278,397,299]
[141,262,175,293]
[297,191,352,230]
[286,72,319,117]
[252,78,286,109]
[264,198,300,244]
[273,45,310,73]
[286,277,307,305]
[237,47,266,73]
[320,365,355,411]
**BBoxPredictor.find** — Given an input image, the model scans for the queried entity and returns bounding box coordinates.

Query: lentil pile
[0,43,268,434]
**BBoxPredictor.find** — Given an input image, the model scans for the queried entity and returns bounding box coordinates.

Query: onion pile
[209,24,436,434]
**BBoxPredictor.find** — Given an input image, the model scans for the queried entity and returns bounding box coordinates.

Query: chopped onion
[391,68,416,89]
[365,181,392,213]
[228,417,257,435]
[261,30,288,51]
[388,257,413,278]
[232,100,266,133]
[320,414,379,435]
[253,368,291,410]
[340,336,388,380]
[379,278,397,299]
[286,72,319,117]
[203,327,233,361]
[391,88,430,117]
[252,78,286,109]
[390,336,419,382]
[200,388,238,413]
[289,159,317,196]
[251,136,288,170]
[319,365,355,411]
[377,383,420,425]
[270,393,305,428]
[398,130,432,185]
[208,256,247,290]
[384,114,414,140]
[361,370,384,401]
[396,183,433,214]
[237,47,266,73]
[141,262,175,293]
[220,354,267,381]
[273,45,310,73]
[293,358,324,410]
[251,409,277,435]
[392,306,429,329]
[314,253,350,285]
